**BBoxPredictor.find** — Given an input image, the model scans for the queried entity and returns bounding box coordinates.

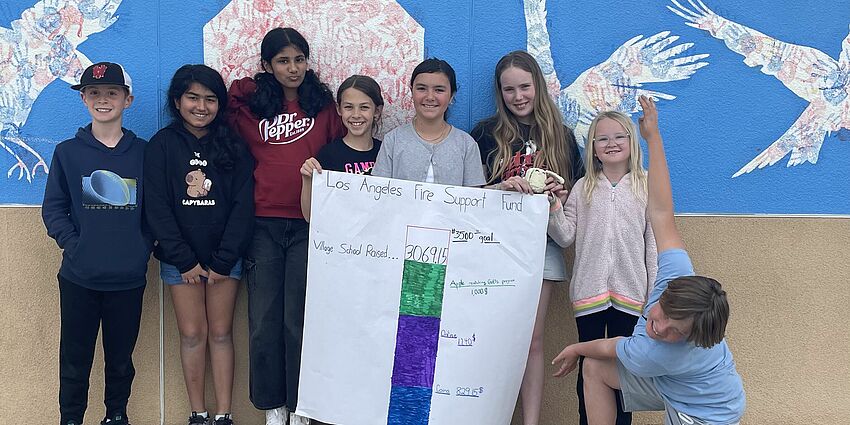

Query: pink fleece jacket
[548,173,658,317]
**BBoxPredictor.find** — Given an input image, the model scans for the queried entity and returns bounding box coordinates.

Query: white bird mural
[0,0,121,182]
[523,0,709,148]
[668,0,850,177]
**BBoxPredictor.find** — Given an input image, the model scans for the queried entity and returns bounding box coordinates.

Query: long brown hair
[486,51,574,187]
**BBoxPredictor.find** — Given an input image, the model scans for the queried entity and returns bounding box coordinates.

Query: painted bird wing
[523,0,562,96]
[523,0,708,147]
[668,0,840,102]
[732,102,841,177]
[839,27,850,68]
[561,31,708,146]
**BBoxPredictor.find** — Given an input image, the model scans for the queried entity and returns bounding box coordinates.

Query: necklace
[514,122,537,154]
[413,117,449,143]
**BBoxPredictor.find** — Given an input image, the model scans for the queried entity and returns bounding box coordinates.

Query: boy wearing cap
[42,62,151,425]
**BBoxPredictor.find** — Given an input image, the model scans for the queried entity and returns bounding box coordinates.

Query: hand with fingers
[551,344,580,378]
[207,270,228,285]
[638,95,660,140]
[181,264,209,285]
[499,175,534,194]
[542,176,569,206]
[300,157,323,180]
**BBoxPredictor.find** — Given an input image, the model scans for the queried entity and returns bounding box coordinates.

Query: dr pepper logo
[92,64,108,79]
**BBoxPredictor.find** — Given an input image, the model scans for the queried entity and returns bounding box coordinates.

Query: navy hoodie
[42,125,151,291]
[143,122,254,275]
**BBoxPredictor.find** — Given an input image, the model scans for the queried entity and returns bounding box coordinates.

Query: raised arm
[644,217,659,295]
[639,96,684,252]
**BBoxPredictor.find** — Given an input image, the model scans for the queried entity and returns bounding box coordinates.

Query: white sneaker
[289,413,311,425]
[265,407,288,425]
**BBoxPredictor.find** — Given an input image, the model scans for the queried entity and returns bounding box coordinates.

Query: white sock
[194,411,209,419]
[215,414,231,420]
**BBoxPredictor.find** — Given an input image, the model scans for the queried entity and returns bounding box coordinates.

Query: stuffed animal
[523,167,564,193]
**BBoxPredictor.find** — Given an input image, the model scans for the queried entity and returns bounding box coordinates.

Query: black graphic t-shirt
[316,138,382,175]
[471,118,584,185]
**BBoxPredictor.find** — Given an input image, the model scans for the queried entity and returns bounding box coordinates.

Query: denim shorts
[160,259,243,285]
[543,237,567,281]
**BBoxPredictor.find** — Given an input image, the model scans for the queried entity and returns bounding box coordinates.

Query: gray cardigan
[371,123,486,186]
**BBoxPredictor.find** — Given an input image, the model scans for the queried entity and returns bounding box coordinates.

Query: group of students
[42,25,744,425]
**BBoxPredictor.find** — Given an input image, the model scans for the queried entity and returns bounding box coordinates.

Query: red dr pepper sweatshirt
[226,77,345,218]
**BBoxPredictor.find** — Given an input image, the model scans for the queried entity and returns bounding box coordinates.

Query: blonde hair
[583,111,647,204]
[486,51,575,188]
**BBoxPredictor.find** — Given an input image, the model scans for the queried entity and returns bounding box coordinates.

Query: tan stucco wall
[2,208,847,424]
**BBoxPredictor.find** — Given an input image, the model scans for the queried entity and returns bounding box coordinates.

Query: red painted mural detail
[203,0,425,136]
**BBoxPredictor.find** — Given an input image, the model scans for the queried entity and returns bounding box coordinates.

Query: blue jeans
[245,217,309,411]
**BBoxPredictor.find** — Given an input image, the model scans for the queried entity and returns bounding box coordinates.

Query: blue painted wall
[2,0,848,214]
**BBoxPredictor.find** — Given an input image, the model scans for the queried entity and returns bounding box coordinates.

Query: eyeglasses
[593,133,630,146]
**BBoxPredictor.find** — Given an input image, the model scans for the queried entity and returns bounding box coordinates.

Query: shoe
[212,414,233,425]
[188,412,209,425]
[100,413,130,425]
[289,413,310,425]
[265,407,287,425]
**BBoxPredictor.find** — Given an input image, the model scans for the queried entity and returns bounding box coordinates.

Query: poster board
[297,171,549,425]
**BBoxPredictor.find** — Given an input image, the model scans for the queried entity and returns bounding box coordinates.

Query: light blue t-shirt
[616,249,745,424]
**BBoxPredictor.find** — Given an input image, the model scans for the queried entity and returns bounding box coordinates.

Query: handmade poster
[297,171,549,425]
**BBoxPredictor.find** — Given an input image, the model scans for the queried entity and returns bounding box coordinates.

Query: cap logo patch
[92,64,108,79]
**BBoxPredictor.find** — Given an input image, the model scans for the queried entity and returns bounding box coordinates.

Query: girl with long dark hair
[144,64,255,425]
[226,27,345,425]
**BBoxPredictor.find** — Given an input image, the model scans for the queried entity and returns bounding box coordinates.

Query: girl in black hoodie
[144,64,254,425]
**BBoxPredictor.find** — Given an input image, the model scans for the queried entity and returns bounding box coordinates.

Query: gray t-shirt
[371,123,486,187]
